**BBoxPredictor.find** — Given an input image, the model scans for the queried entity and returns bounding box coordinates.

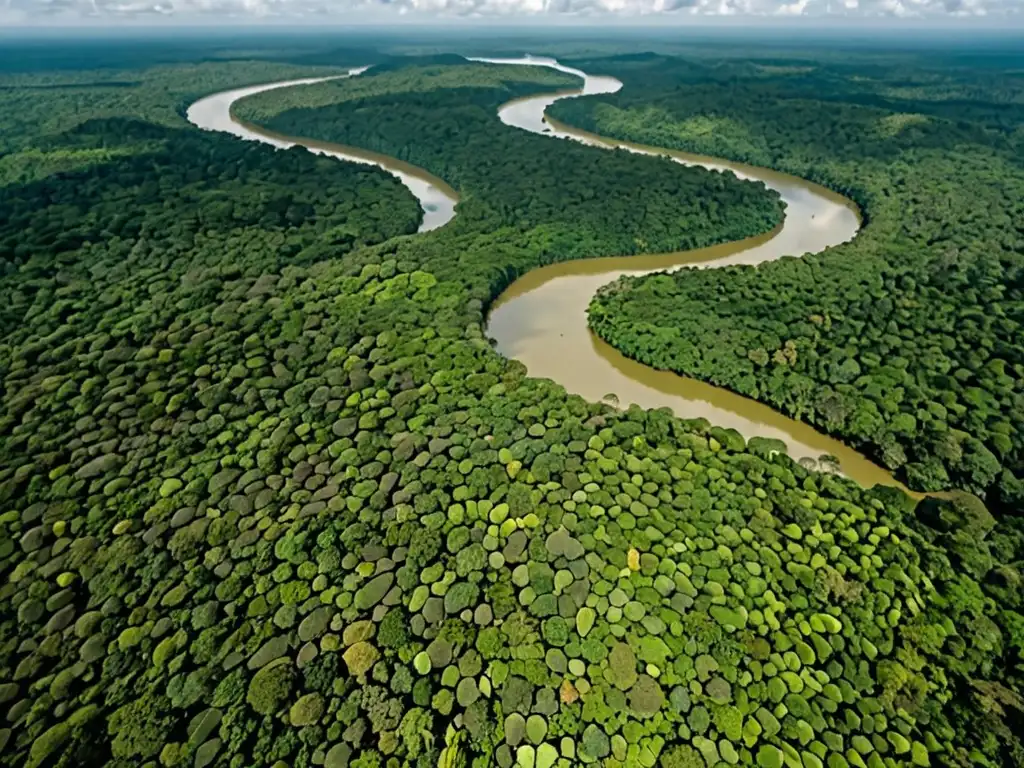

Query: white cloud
[775,0,809,14]
[4,0,1021,19]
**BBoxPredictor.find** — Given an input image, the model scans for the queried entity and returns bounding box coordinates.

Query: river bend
[187,58,903,491]
[187,69,458,232]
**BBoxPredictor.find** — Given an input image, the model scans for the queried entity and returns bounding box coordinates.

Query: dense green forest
[559,54,1024,504]
[0,59,355,185]
[233,58,784,264]
[0,119,422,335]
[0,38,1022,768]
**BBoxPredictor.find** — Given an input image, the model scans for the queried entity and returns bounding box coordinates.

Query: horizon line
[3,18,1024,30]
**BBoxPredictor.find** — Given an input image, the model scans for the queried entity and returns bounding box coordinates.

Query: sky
[3,0,1022,24]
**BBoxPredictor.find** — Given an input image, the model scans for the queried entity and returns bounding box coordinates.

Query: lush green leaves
[1,41,1020,768]
[568,55,1024,505]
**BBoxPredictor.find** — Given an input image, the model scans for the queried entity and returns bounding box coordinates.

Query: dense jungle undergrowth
[0,36,1022,768]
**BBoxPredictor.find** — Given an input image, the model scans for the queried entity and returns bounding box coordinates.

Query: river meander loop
[188,56,911,494]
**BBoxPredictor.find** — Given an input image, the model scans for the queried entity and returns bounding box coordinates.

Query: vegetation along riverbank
[0,37,1021,768]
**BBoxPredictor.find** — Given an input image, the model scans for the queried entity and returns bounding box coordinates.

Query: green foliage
[1,39,1021,768]
[567,54,1024,505]
[290,692,325,726]
[628,674,665,717]
[580,724,611,761]
[608,642,639,691]
[108,695,175,759]
[355,573,395,610]
[659,744,704,768]
[378,609,410,650]
[444,581,479,614]
[0,56,350,157]
[235,60,784,273]
[398,707,434,758]
[541,616,569,647]
[343,642,380,678]
[247,659,295,716]
[28,722,71,768]
[0,120,419,334]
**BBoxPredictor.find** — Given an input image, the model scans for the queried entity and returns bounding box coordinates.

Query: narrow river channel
[187,69,459,232]
[187,57,907,493]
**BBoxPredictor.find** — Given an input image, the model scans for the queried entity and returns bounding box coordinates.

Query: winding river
[187,69,458,232]
[187,57,904,493]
